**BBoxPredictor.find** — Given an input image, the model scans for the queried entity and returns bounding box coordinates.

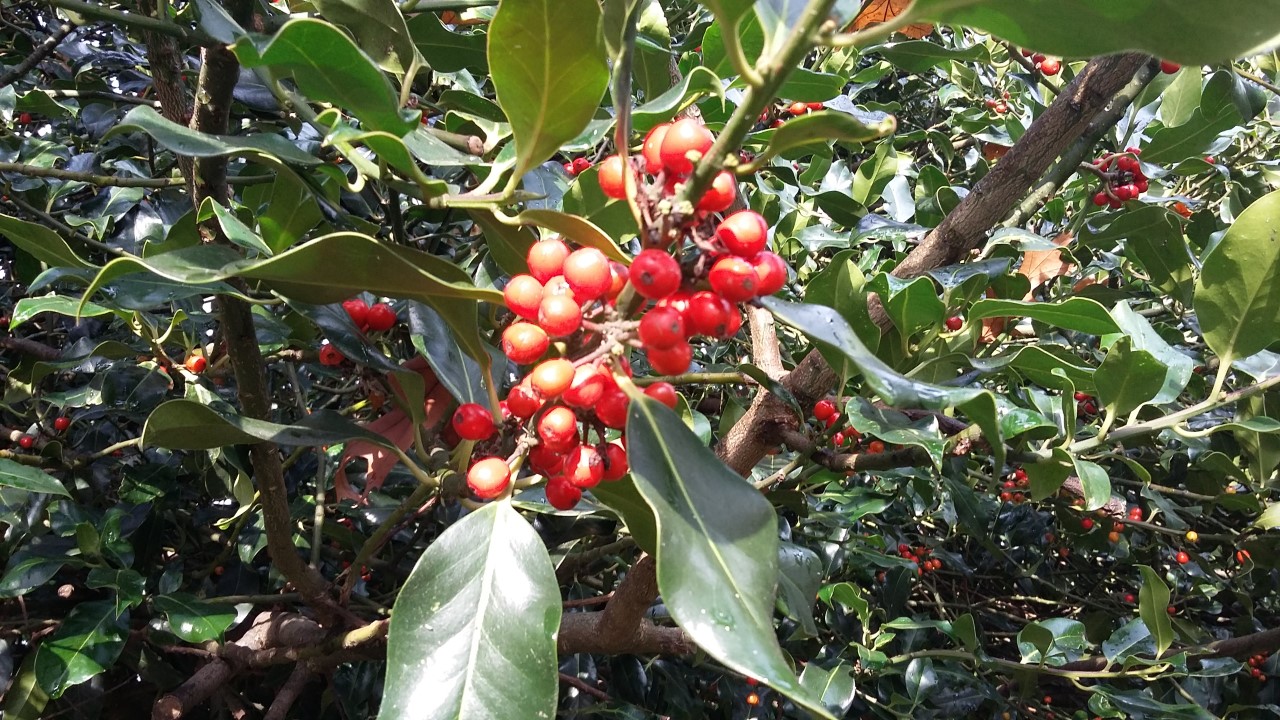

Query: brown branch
[262,666,312,720]
[1057,626,1280,674]
[0,21,76,90]
[559,672,612,702]
[558,556,696,656]
[748,305,785,380]
[0,336,60,361]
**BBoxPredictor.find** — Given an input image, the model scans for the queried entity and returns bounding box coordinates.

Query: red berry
[503,275,544,320]
[639,306,688,350]
[1167,606,1176,615]
[501,322,549,364]
[563,365,607,408]
[867,440,885,454]
[343,298,370,328]
[824,413,841,429]
[602,442,628,481]
[606,261,629,300]
[1038,58,1060,76]
[716,210,769,257]
[648,340,692,376]
[545,475,582,510]
[467,457,510,499]
[365,303,397,331]
[53,417,71,433]
[641,123,670,174]
[684,291,733,338]
[538,295,583,338]
[452,403,496,441]
[1124,593,1136,603]
[944,315,963,331]
[630,249,682,300]
[1081,400,1098,415]
[984,98,998,109]
[319,343,345,366]
[596,388,631,429]
[597,154,630,199]
[537,406,579,451]
[527,239,571,283]
[708,256,759,302]
[994,102,1008,114]
[530,359,576,398]
[1014,468,1028,482]
[564,445,604,488]
[659,118,715,175]
[807,102,824,111]
[562,248,612,301]
[1160,59,1181,74]
[1074,391,1090,401]
[1081,518,1095,531]
[506,383,543,419]
[697,171,738,213]
[644,381,678,409]
[184,355,208,374]
[787,101,807,116]
[1176,551,1190,564]
[17,434,35,450]
[751,251,788,296]
[813,399,837,422]
[571,157,592,174]
[563,162,574,174]
[18,112,32,125]
[1093,191,1109,207]
[529,443,566,475]
[1031,53,1046,63]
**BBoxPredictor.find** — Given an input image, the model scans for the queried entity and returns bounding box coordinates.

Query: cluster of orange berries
[318,299,400,366]
[1248,653,1270,681]
[897,543,943,575]
[1090,147,1149,208]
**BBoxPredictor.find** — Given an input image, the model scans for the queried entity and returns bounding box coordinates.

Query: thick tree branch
[558,556,696,656]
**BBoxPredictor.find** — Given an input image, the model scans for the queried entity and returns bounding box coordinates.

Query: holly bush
[3,0,1280,718]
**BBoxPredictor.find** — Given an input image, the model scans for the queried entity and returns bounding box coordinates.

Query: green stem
[399,0,496,12]
[343,483,434,597]
[632,371,750,386]
[42,0,212,43]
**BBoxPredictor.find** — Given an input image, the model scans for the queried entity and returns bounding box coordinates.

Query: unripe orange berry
[501,322,549,364]
[537,406,579,451]
[530,359,576,398]
[503,274,544,320]
[562,247,612,301]
[467,458,510,499]
[527,238,571,283]
[538,295,583,337]
[642,123,670,174]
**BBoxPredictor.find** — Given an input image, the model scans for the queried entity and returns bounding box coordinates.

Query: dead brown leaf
[1018,231,1075,301]
[849,0,933,39]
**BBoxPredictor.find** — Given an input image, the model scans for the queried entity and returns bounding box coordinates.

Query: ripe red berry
[1080,400,1098,415]
[467,458,510,499]
[501,322,549,364]
[319,343,345,366]
[787,101,807,116]
[648,340,692,376]
[944,315,963,331]
[751,251,788,296]
[1081,517,1095,531]
[529,443,566,475]
[597,154,630,199]
[538,295,583,337]
[365,303,397,331]
[639,306,688,350]
[527,238,571,283]
[1093,191,1109,207]
[1124,593,1136,603]
[697,171,738,213]
[596,388,631,428]
[1160,59,1181,74]
[994,102,1008,114]
[537,406,579,451]
[545,475,582,510]
[564,445,604,488]
[562,248,612,301]
[53,417,71,433]
[1176,551,1190,564]
[641,123,670,174]
[18,112,32,125]
[629,249,682,300]
[17,434,35,450]
[563,365,607,408]
[659,118,715,175]
[1031,53,1046,63]
[571,157,592,175]
[708,256,759,302]
[813,399,837,422]
[644,381,678,409]
[806,102,824,111]
[867,440,885,454]
[530,359,576,398]
[184,355,208,374]
[1038,58,1061,76]
[602,442,628,480]
[503,275,544,320]
[684,291,732,338]
[606,261,629,300]
[452,403,496,441]
[506,383,543,419]
[343,298,370,328]
[716,210,769,257]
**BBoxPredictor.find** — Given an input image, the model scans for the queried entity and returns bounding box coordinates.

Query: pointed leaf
[380,502,560,720]
[1194,189,1280,364]
[797,663,858,716]
[143,400,393,450]
[1093,337,1167,416]
[311,0,421,75]
[968,297,1120,336]
[1071,458,1112,512]
[517,209,629,264]
[0,459,69,497]
[625,395,836,719]
[33,600,127,698]
[633,66,724,133]
[0,214,95,269]
[777,542,821,638]
[407,301,487,405]
[107,106,322,166]
[154,593,237,643]
[407,12,487,73]
[1137,565,1173,657]
[755,111,897,165]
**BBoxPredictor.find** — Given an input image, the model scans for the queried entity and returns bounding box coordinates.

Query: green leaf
[754,111,897,165]
[311,0,421,75]
[143,400,392,450]
[968,297,1120,336]
[0,537,79,598]
[154,593,236,643]
[470,210,537,276]
[797,663,858,717]
[970,345,1096,393]
[197,198,274,256]
[233,18,414,135]
[632,66,724,133]
[0,459,69,497]
[1194,188,1280,364]
[489,0,609,181]
[107,106,323,166]
[320,117,452,197]
[589,478,659,555]
[11,295,114,329]
[1072,458,1112,511]
[85,569,145,613]
[1255,501,1280,530]
[380,502,560,720]
[804,249,879,352]
[1137,565,1174,657]
[1,655,49,720]
[1144,71,1249,164]
[878,40,990,72]
[407,302,487,405]
[764,297,1004,471]
[1026,449,1073,501]
[516,209,630,264]
[0,214,95,269]
[851,139,898,209]
[844,398,946,468]
[1103,618,1154,663]
[1083,206,1194,304]
[868,274,946,339]
[407,12,487,73]
[1110,302,1196,404]
[1093,337,1167,416]
[33,600,127,698]
[624,395,836,719]
[907,0,1280,65]
[777,542,821,638]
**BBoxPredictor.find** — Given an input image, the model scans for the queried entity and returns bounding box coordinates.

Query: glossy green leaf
[968,297,1120,336]
[868,274,946,339]
[408,12,487,73]
[777,542,821,638]
[85,569,145,614]
[380,501,560,720]
[844,398,946,467]
[632,66,723,133]
[1256,502,1280,530]
[797,663,858,716]
[154,593,236,643]
[625,395,836,719]
[764,297,1004,470]
[517,209,629,264]
[321,117,452,197]
[1094,337,1167,415]
[489,0,609,180]
[907,0,1280,65]
[311,0,421,75]
[1144,72,1249,164]
[1084,206,1194,304]
[754,110,897,165]
[197,198,273,256]
[1072,458,1112,511]
[107,106,322,166]
[1,656,49,720]
[851,139,898,208]
[878,40,990,72]
[1110,302,1195,404]
[0,537,79,598]
[407,301,486,405]
[250,170,323,253]
[970,345,1096,393]
[11,295,111,329]
[1026,449,1073,500]
[234,18,414,135]
[1103,618,1154,663]
[0,459,69,497]
[1137,565,1174,657]
[0,214,95,270]
[804,249,879,352]
[33,600,127,697]
[1194,189,1280,364]
[143,399,392,450]
[562,165,641,241]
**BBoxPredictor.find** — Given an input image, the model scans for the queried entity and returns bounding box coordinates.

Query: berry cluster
[1248,653,1271,681]
[810,398,894,453]
[998,467,1029,504]
[1074,390,1098,417]
[1020,50,1061,76]
[982,94,1010,115]
[318,299,401,366]
[896,543,942,575]
[1089,147,1149,209]
[9,415,73,452]
[562,157,593,177]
